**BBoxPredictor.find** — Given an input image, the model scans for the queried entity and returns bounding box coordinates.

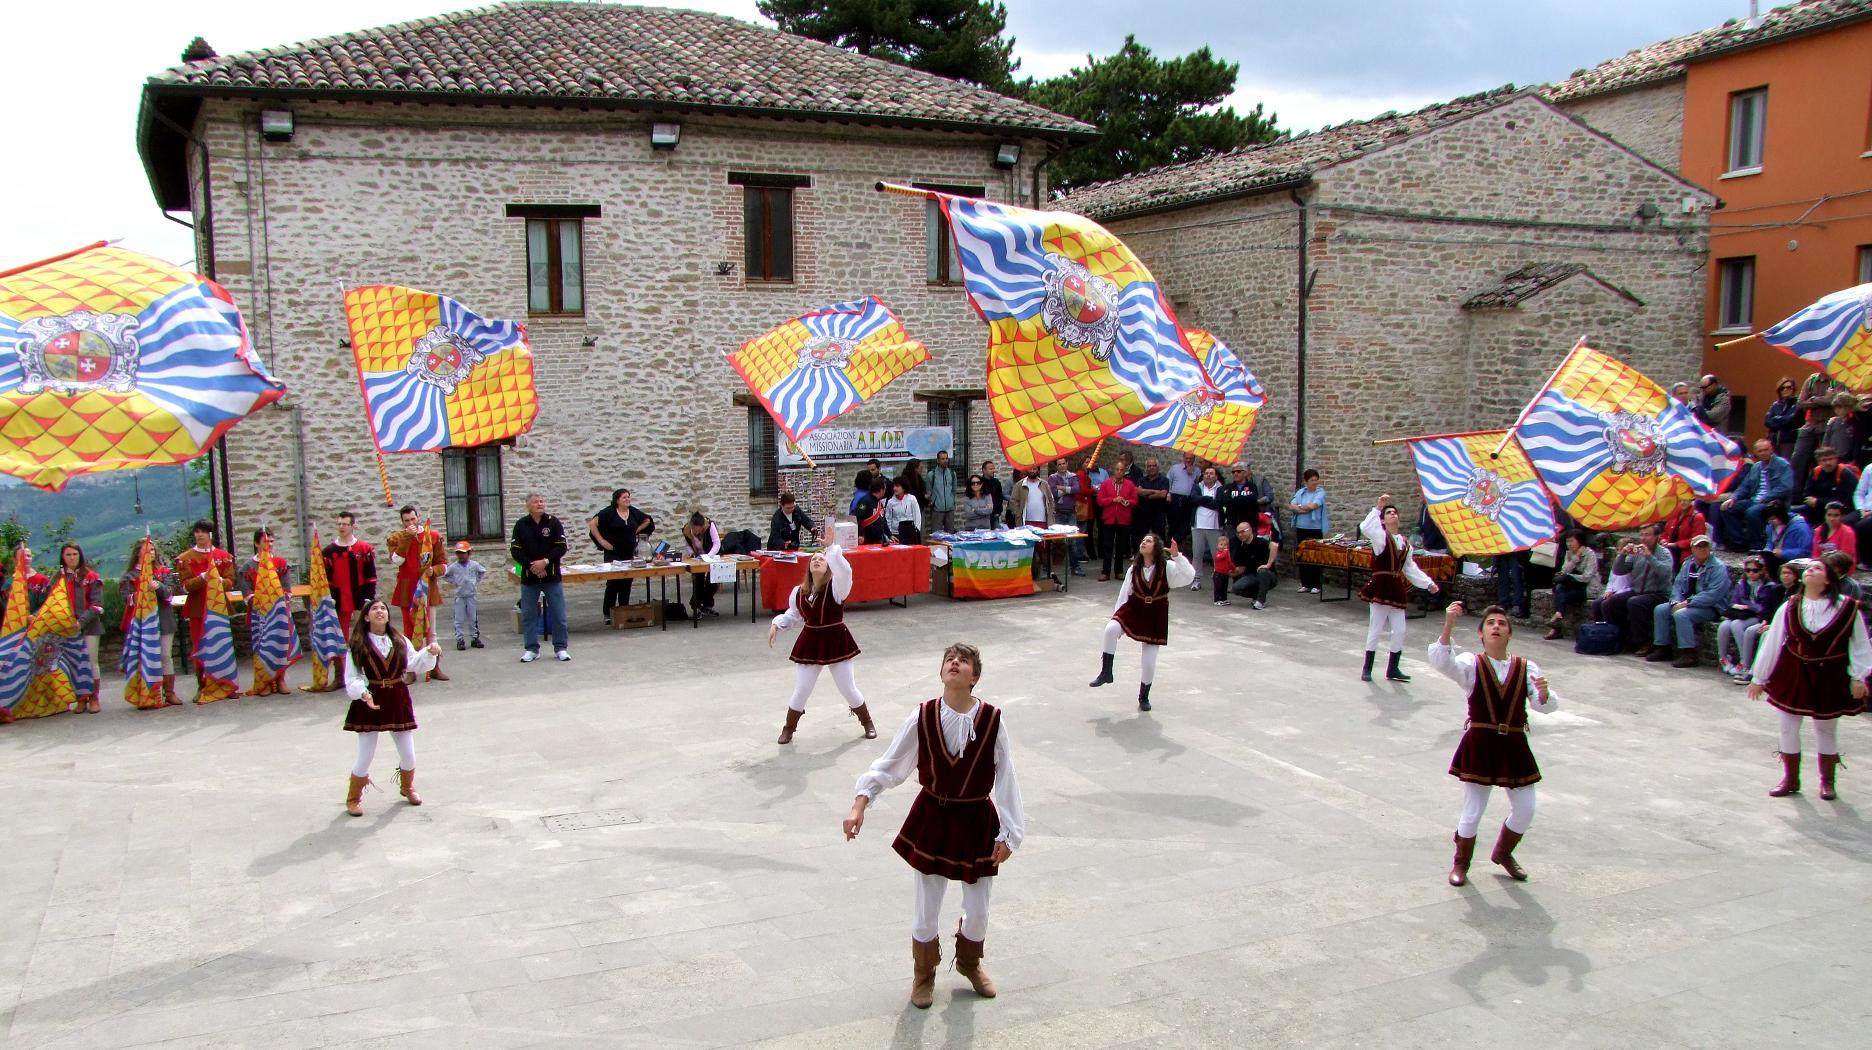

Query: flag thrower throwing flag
[1511,341,1742,530]
[729,297,929,446]
[1744,283,1872,390]
[0,242,285,490]
[343,285,537,453]
[1115,328,1267,464]
[877,183,1205,469]
[1402,431,1557,556]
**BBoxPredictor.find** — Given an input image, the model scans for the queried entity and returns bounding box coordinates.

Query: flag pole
[1713,333,1759,350]
[1490,336,1587,460]
[1374,428,1514,447]
[876,181,939,200]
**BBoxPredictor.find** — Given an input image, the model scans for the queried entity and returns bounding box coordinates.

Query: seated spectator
[1760,501,1812,571]
[1719,440,1792,551]
[682,512,722,617]
[1595,524,1672,653]
[1734,561,1798,683]
[1659,502,1706,567]
[1213,515,1281,609]
[1800,446,1860,526]
[1646,535,1731,668]
[1717,555,1779,678]
[1544,530,1602,640]
[1813,501,1858,563]
[767,493,815,550]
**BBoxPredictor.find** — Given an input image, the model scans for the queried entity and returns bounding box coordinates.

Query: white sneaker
[1189,582,1201,591]
[1296,585,1311,593]
[520,651,537,663]
[1252,600,1266,610]
[1308,587,1321,594]
[556,650,571,662]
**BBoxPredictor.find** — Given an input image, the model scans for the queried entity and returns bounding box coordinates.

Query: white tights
[1102,620,1160,684]
[786,660,864,713]
[1457,782,1536,838]
[1365,605,1406,652]
[1778,711,1841,755]
[352,731,417,777]
[913,872,993,942]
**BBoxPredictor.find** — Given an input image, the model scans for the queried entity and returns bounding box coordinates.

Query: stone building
[1059,88,1718,533]
[135,2,1090,574]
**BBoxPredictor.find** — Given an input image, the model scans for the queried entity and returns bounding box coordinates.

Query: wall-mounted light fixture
[581,336,598,348]
[992,142,1021,169]
[337,338,351,349]
[650,122,681,150]
[260,110,295,142]
[714,261,735,276]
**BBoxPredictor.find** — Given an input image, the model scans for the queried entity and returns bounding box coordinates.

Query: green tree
[758,0,1019,89]
[40,515,76,551]
[1020,36,1282,193]
[0,514,28,558]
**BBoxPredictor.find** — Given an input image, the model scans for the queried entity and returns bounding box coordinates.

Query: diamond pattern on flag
[1406,432,1557,555]
[1115,329,1267,464]
[730,297,930,445]
[1759,283,1872,390]
[344,285,536,452]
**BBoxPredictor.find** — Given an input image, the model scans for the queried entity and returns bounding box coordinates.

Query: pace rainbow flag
[343,285,536,453]
[1513,342,1742,530]
[1115,328,1267,463]
[0,243,285,490]
[730,297,930,445]
[192,564,239,704]
[119,538,167,709]
[1404,431,1557,555]
[16,568,93,719]
[0,549,33,720]
[1757,283,1872,390]
[949,540,1035,600]
[303,529,347,693]
[894,186,1204,469]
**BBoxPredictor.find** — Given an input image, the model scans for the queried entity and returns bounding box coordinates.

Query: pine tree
[758,0,1019,89]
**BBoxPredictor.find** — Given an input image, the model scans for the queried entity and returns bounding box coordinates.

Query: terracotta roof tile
[1462,263,1642,310]
[149,1,1093,137]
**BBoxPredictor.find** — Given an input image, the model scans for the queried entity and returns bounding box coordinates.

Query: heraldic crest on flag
[1514,342,1742,530]
[0,243,286,490]
[1406,431,1558,555]
[343,285,536,453]
[730,297,929,445]
[930,192,1204,468]
[1757,283,1872,390]
[120,538,166,710]
[1116,328,1267,464]
[15,564,94,720]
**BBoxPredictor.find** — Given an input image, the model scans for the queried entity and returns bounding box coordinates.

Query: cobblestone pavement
[2,578,1867,1049]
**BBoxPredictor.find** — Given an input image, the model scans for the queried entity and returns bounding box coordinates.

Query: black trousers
[1101,521,1131,577]
[602,552,635,614]
[1296,527,1324,588]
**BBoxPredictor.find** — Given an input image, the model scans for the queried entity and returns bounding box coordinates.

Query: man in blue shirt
[1288,468,1328,594]
[1719,439,1793,551]
[1647,535,1731,668]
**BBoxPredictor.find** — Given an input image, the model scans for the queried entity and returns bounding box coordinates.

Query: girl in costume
[769,545,874,743]
[1088,533,1194,711]
[341,599,440,816]
[1359,495,1440,682]
[1749,558,1868,801]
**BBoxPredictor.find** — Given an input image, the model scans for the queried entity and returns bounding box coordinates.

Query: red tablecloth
[757,545,932,611]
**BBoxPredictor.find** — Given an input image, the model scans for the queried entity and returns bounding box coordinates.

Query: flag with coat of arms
[1404,431,1558,555]
[1115,328,1267,464]
[0,548,34,720]
[729,297,930,445]
[14,564,94,719]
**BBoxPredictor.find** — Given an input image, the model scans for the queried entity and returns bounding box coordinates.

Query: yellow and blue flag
[1116,328,1267,464]
[193,566,239,704]
[931,191,1205,469]
[1759,283,1872,390]
[1405,432,1557,555]
[0,242,285,491]
[119,538,166,709]
[0,549,32,717]
[343,285,536,453]
[304,529,347,693]
[249,535,301,682]
[1515,343,1742,530]
[730,297,929,445]
[14,565,92,719]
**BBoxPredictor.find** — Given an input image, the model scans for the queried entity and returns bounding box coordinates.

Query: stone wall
[189,99,1052,581]
[1553,80,1688,173]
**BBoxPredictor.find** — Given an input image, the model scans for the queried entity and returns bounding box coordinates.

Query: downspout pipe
[1289,187,1310,489]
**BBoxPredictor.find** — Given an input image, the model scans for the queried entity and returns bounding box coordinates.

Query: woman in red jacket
[1096,471,1137,582]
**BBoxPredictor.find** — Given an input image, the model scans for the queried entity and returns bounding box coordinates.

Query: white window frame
[1724,88,1766,177]
[1716,257,1756,333]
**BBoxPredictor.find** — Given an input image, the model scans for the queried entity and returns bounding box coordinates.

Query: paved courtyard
[2,577,1868,1049]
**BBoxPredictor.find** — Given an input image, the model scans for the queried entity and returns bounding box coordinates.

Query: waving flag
[730,298,930,445]
[192,565,239,704]
[246,535,301,694]
[14,568,92,719]
[1514,342,1742,530]
[1115,328,1267,463]
[344,285,536,453]
[886,185,1204,469]
[1757,284,1872,389]
[0,243,286,490]
[303,529,347,693]
[120,539,166,709]
[0,549,33,719]
[1405,431,1557,555]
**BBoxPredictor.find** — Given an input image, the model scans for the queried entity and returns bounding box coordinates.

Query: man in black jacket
[855,477,891,545]
[1220,465,1261,534]
[1801,446,1861,526]
[511,493,570,663]
[979,459,1005,524]
[1213,516,1282,609]
[767,493,816,549]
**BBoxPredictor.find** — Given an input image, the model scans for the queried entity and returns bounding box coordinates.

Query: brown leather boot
[1543,616,1564,641]
[1490,824,1528,881]
[161,674,181,706]
[910,937,940,1008]
[1818,753,1842,801]
[345,774,370,817]
[778,707,803,744]
[1769,751,1801,797]
[397,767,422,806]
[953,923,997,998]
[852,703,877,739]
[1448,833,1476,887]
[427,655,450,682]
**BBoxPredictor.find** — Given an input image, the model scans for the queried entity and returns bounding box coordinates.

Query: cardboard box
[609,603,660,629]
[930,563,953,598]
[1033,577,1060,593]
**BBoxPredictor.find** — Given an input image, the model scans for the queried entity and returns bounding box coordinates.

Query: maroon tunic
[893,699,1003,884]
[1765,598,1867,721]
[1112,562,1171,646]
[343,634,418,733]
[1359,534,1410,609]
[788,583,860,666]
[1448,655,1541,787]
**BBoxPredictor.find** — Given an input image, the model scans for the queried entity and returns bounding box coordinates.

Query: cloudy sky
[2,0,1751,269]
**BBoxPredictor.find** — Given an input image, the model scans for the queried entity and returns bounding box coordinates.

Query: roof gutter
[1683,10,1872,64]
[1078,173,1314,224]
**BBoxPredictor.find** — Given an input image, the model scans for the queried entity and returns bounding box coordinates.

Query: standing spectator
[683,511,722,617]
[443,541,486,650]
[885,478,923,544]
[1013,468,1049,529]
[1115,450,1142,485]
[767,493,816,550]
[1289,469,1328,594]
[1190,465,1224,589]
[1824,392,1859,463]
[856,477,890,545]
[1166,452,1200,551]
[510,493,570,663]
[589,488,654,618]
[1670,382,1694,407]
[1134,457,1172,543]
[1717,555,1778,678]
[962,475,996,530]
[1853,465,1872,566]
[1694,374,1732,432]
[1237,463,1277,534]
[979,460,1006,524]
[1646,536,1731,667]
[1494,549,1532,621]
[1080,457,1108,566]
[897,459,928,512]
[928,451,958,533]
[1048,457,1084,577]
[1214,516,1280,609]
[1595,524,1672,653]
[1220,464,1260,535]
[1791,371,1848,502]
[1761,502,1813,570]
[849,470,874,516]
[1096,468,1138,580]
[1719,439,1793,551]
[1814,502,1858,563]
[1543,530,1602,640]
[1802,445,1861,526]
[1764,377,1801,458]
[1659,502,1708,566]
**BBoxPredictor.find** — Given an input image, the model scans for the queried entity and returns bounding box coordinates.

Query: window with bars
[742,186,795,282]
[748,405,779,498]
[1717,257,1756,331]
[918,184,983,284]
[1726,88,1767,174]
[442,445,505,541]
[525,218,584,314]
[925,399,971,469]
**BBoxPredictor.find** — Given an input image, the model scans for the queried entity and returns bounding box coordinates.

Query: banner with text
[950,540,1034,600]
[779,426,952,467]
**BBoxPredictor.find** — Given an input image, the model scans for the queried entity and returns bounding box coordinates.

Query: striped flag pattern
[193,566,239,704]
[248,536,301,692]
[1115,328,1267,463]
[729,298,930,445]
[1758,283,1872,390]
[15,570,91,718]
[0,549,33,716]
[303,530,347,692]
[119,538,166,708]
[344,286,536,453]
[1405,432,1558,555]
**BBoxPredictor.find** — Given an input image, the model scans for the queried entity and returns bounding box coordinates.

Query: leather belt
[920,787,989,806]
[1466,720,1525,735]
